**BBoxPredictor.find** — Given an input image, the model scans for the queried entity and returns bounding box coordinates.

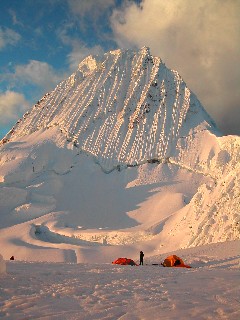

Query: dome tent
[162,255,191,268]
[112,257,137,266]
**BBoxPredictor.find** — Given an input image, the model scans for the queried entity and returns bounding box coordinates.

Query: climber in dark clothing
[140,251,144,265]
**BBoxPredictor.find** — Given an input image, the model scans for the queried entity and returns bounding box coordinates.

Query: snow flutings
[0,47,239,266]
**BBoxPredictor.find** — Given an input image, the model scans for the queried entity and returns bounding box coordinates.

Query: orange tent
[112,257,137,266]
[162,255,191,268]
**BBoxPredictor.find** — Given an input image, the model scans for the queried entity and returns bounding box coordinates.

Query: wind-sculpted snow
[0,47,239,263]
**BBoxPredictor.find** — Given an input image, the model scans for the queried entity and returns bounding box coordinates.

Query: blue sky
[0,0,239,138]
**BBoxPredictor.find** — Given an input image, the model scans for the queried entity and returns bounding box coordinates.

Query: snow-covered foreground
[0,240,239,320]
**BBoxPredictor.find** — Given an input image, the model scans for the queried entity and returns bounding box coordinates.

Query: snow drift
[0,47,239,263]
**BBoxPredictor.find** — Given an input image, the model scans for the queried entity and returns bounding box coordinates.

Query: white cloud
[0,27,21,50]
[0,91,30,125]
[15,60,64,90]
[111,0,240,134]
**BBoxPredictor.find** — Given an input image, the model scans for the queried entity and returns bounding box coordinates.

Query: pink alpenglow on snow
[0,47,239,265]
[0,46,239,319]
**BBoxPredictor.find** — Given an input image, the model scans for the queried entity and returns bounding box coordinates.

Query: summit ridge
[1,47,217,171]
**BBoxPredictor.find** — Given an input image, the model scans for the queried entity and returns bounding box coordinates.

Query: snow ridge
[1,47,216,171]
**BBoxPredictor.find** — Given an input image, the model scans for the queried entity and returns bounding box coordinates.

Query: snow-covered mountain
[0,47,239,263]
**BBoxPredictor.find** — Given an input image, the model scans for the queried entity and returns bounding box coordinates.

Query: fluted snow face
[5,47,215,169]
[0,48,239,262]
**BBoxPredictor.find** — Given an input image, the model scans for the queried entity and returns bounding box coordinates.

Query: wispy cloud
[0,60,67,128]
[111,0,240,134]
[57,23,105,71]
[55,1,121,72]
[8,9,24,27]
[14,60,65,90]
[0,91,29,125]
[0,27,21,50]
[67,0,115,20]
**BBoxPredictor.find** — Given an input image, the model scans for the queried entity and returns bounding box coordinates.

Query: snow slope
[0,47,239,263]
[0,241,239,320]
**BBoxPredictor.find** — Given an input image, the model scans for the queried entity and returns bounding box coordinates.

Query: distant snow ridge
[2,47,217,171]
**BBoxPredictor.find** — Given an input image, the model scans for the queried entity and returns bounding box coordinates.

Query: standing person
[140,251,144,265]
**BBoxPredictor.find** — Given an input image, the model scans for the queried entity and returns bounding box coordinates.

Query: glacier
[0,47,239,263]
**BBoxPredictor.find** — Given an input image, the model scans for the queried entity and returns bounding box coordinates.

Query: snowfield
[0,47,239,319]
[0,241,239,320]
[0,129,239,263]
